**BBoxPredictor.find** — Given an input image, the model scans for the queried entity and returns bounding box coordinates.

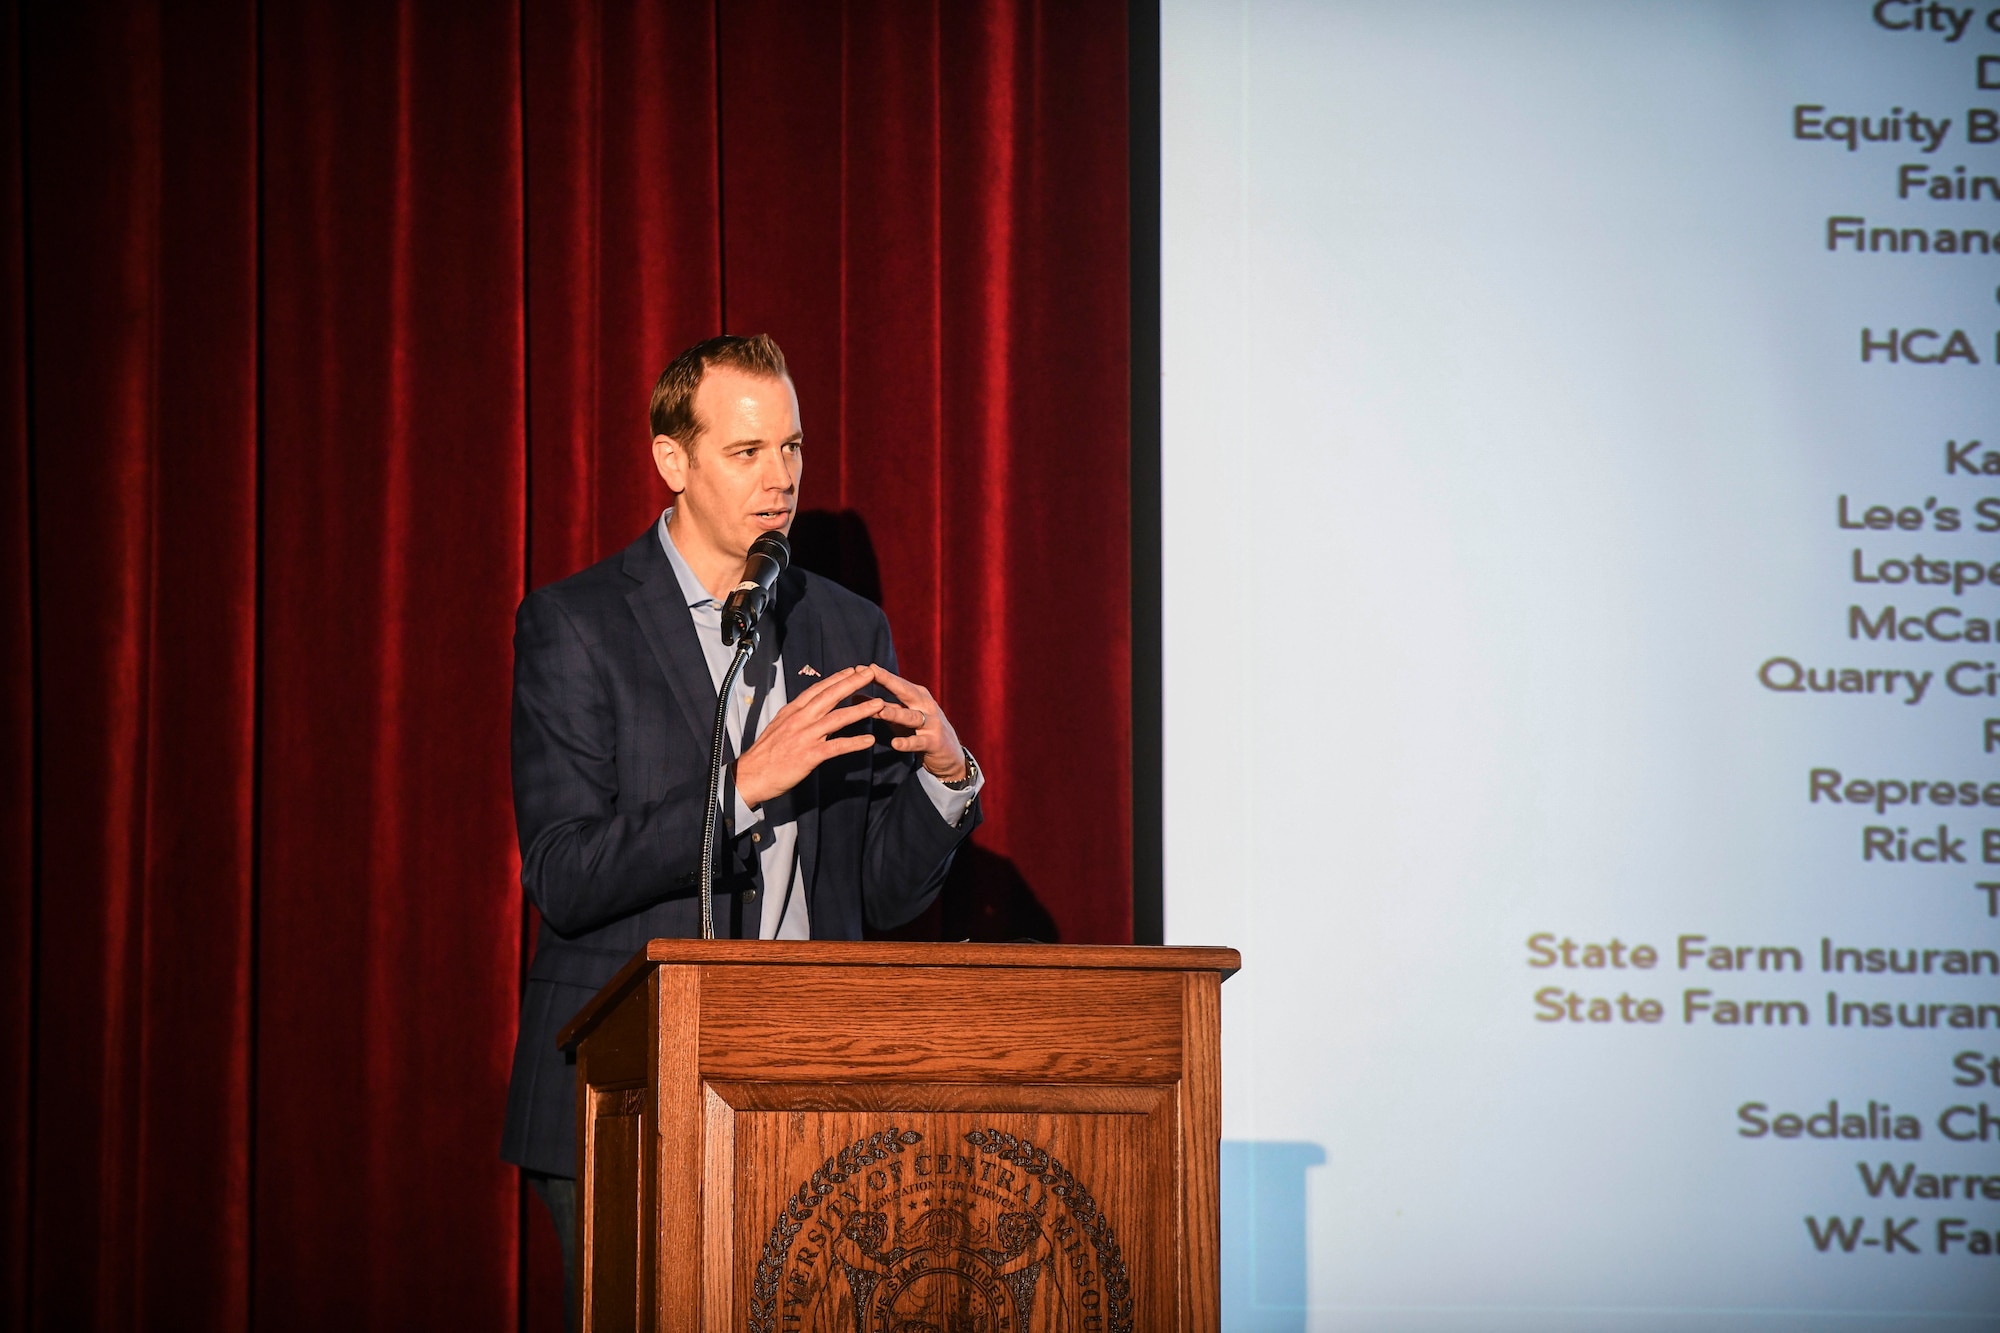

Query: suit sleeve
[858,613,982,930]
[511,589,751,936]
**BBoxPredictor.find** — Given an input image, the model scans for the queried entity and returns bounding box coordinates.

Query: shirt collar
[655,508,717,610]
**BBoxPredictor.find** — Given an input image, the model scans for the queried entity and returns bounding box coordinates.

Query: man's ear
[652,433,689,493]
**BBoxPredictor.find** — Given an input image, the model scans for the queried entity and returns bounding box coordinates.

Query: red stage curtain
[0,0,1130,1327]
[0,0,30,1317]
[19,3,260,1328]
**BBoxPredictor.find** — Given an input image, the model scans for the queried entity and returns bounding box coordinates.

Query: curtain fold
[524,0,723,588]
[252,2,527,1325]
[3,0,1129,1326]
[21,1,259,1326]
[0,0,31,1322]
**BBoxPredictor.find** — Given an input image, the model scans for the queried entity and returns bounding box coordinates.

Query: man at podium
[499,334,985,1313]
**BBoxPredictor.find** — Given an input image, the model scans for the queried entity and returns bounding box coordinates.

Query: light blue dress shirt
[658,511,982,938]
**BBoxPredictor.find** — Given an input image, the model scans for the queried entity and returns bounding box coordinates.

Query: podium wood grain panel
[705,1082,1168,1116]
[575,972,655,1333]
[562,941,1238,1332]
[1178,972,1222,1331]
[703,1085,737,1333]
[697,964,1185,1083]
[654,967,703,1322]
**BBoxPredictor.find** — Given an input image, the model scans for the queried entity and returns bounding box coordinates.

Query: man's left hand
[866,665,969,784]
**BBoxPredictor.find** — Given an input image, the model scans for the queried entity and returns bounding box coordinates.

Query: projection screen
[1160,1,2000,1326]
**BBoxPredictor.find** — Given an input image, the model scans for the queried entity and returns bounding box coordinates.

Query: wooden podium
[558,940,1240,1333]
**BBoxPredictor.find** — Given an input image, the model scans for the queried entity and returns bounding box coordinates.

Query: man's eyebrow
[722,431,803,449]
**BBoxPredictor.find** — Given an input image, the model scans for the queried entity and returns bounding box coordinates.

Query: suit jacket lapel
[621,530,714,753]
[773,569,825,922]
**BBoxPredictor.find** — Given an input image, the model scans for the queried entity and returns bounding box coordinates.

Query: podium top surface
[558,940,1240,1051]
[636,938,1240,974]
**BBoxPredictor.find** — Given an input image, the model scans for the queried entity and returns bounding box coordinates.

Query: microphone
[721,530,790,645]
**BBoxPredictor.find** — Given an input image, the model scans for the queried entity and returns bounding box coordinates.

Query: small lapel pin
[797,664,821,678]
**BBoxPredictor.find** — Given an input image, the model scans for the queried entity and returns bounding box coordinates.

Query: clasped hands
[733,663,966,810]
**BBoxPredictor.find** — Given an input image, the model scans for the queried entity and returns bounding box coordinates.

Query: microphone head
[749,529,791,572]
[722,529,790,646]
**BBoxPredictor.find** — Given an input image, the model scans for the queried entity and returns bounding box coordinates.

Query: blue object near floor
[1219,1140,1325,1332]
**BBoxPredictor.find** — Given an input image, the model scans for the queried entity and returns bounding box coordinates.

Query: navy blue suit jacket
[500,525,978,1176]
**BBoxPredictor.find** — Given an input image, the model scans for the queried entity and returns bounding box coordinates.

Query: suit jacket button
[743,889,758,902]
[751,831,762,843]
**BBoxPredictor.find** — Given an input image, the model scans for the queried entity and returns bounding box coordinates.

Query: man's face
[653,366,803,560]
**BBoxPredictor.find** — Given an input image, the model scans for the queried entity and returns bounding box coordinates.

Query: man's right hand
[734,665,886,809]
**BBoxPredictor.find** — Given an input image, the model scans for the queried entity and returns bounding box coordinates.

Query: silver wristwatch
[940,747,979,791]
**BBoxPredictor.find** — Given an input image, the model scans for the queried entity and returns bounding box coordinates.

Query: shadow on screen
[1222,1140,1324,1332]
[788,507,883,604]
[938,841,1058,942]
[866,840,1060,943]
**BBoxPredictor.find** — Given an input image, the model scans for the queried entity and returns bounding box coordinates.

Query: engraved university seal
[749,1126,1132,1333]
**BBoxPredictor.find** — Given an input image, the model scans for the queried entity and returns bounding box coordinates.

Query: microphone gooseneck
[698,630,756,940]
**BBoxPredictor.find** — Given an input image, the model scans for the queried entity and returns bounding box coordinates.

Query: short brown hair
[648,333,790,444]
